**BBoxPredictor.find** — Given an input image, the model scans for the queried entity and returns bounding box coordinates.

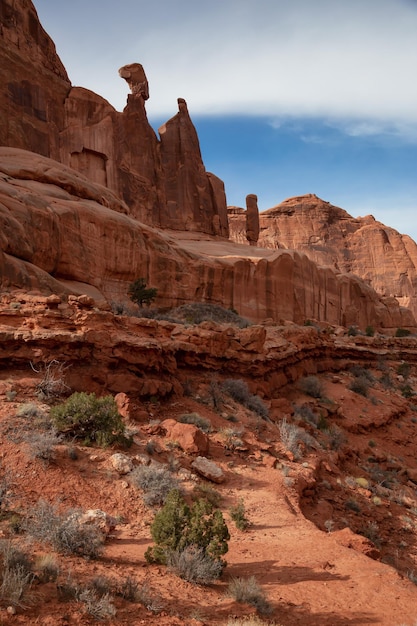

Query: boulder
[109,453,134,475]
[191,456,225,483]
[161,419,209,455]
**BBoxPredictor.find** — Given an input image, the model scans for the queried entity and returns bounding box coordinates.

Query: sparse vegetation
[298,375,323,399]
[78,588,117,620]
[145,489,229,570]
[32,360,70,399]
[23,428,63,463]
[349,375,371,397]
[230,499,250,531]
[177,412,211,432]
[395,328,411,337]
[221,379,269,420]
[50,392,128,447]
[25,500,104,559]
[193,483,223,508]
[227,576,272,615]
[128,277,158,308]
[167,545,223,584]
[130,465,179,507]
[0,540,34,609]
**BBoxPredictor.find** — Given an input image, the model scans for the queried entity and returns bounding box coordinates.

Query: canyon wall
[229,194,417,321]
[0,148,414,330]
[0,1,228,236]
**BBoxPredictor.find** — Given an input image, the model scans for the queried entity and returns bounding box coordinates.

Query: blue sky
[34,0,417,240]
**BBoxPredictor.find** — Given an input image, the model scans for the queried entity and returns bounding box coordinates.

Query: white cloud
[35,0,417,138]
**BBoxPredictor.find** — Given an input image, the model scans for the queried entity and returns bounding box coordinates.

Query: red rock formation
[245,194,260,245]
[0,1,228,236]
[158,98,229,236]
[229,194,417,321]
[0,0,70,158]
[0,148,414,331]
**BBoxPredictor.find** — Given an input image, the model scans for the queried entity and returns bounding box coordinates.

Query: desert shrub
[379,372,393,389]
[128,278,158,308]
[224,617,279,626]
[349,375,371,397]
[130,465,179,507]
[401,384,414,398]
[174,303,250,328]
[167,545,223,584]
[230,499,250,531]
[78,588,116,620]
[365,325,375,337]
[208,379,224,410]
[345,498,361,513]
[16,403,44,420]
[0,470,13,512]
[145,489,229,569]
[0,540,34,609]
[396,328,411,337]
[298,376,323,399]
[50,392,127,447]
[219,426,245,450]
[347,325,359,336]
[221,379,269,420]
[32,360,70,399]
[193,483,223,508]
[325,424,347,450]
[279,418,316,459]
[133,581,164,613]
[23,428,63,463]
[227,576,272,615]
[350,365,374,381]
[294,403,318,426]
[358,521,381,547]
[35,553,59,583]
[117,576,139,601]
[25,500,103,559]
[397,361,411,378]
[177,412,212,433]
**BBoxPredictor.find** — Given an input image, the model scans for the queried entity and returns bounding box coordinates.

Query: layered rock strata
[0,148,414,330]
[229,194,417,320]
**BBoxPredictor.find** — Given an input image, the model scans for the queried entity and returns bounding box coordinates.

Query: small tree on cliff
[128,278,158,308]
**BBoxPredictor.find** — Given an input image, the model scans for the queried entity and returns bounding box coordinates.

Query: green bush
[365,325,375,337]
[145,489,229,569]
[395,328,411,337]
[50,392,127,447]
[128,278,158,308]
[230,499,250,531]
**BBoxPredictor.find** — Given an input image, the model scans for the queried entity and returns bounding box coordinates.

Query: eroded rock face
[229,194,417,321]
[0,0,70,158]
[158,99,229,236]
[1,1,227,236]
[246,194,260,246]
[0,147,415,330]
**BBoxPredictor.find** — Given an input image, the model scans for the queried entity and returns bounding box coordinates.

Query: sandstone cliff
[229,194,417,321]
[0,1,228,236]
[0,148,414,330]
